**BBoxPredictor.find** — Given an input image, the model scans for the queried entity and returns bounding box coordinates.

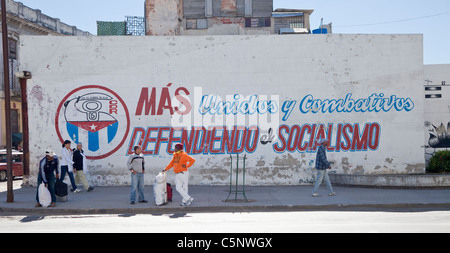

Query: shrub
[428,150,450,173]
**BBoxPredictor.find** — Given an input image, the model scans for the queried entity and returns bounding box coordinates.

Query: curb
[2,203,450,216]
[329,174,450,188]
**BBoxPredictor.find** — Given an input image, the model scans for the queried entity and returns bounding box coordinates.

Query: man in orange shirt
[163,143,195,206]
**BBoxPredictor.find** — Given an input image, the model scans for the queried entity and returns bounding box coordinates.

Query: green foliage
[428,150,450,173]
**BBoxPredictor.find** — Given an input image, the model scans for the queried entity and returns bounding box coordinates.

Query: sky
[15,0,450,64]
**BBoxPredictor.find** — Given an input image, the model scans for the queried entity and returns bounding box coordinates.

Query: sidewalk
[1,184,450,215]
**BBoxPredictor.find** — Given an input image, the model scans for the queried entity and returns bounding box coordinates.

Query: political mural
[21,34,425,186]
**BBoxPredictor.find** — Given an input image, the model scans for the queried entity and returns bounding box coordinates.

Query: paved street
[2,179,450,233]
[1,211,450,233]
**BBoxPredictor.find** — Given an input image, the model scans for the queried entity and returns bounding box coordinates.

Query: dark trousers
[36,173,56,203]
[60,165,77,190]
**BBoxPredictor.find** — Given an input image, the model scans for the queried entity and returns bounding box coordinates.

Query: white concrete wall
[19,34,425,186]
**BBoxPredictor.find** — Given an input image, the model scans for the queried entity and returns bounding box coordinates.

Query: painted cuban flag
[64,92,119,152]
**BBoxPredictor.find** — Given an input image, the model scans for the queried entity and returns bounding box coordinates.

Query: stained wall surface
[19,34,425,186]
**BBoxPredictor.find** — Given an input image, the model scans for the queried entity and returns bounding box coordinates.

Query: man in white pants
[163,144,195,206]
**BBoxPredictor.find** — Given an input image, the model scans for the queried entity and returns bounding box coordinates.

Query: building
[273,8,314,34]
[145,0,273,36]
[0,0,90,149]
[144,0,314,36]
[423,64,450,164]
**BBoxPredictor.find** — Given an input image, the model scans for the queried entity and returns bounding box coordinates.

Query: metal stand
[224,154,248,202]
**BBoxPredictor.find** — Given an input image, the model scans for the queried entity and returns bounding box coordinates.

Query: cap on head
[175,143,183,151]
[45,149,56,157]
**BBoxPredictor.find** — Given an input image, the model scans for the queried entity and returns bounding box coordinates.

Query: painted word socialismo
[127,123,381,155]
[127,86,413,155]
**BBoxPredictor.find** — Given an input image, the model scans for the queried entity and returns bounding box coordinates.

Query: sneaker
[139,200,148,203]
[181,197,194,206]
[328,192,336,196]
[186,197,194,206]
[312,192,321,197]
[130,201,135,205]
[74,188,81,193]
[87,187,94,192]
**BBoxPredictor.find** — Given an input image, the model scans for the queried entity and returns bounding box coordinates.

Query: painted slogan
[55,84,415,159]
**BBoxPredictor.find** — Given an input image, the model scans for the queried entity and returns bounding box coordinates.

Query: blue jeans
[312,169,334,194]
[60,165,77,191]
[36,173,56,203]
[130,172,145,202]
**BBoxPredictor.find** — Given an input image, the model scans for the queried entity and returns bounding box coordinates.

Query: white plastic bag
[38,183,52,207]
[82,152,89,174]
[153,172,167,206]
[155,172,165,184]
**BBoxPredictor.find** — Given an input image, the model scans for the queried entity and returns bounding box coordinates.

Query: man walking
[312,139,336,197]
[163,144,195,206]
[127,145,147,204]
[35,150,59,207]
[73,142,94,192]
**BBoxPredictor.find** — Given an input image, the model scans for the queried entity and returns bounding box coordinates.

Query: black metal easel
[224,154,248,202]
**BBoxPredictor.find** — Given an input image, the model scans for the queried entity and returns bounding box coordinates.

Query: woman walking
[60,140,79,193]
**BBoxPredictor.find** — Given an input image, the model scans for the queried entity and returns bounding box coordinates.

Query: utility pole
[1,0,14,203]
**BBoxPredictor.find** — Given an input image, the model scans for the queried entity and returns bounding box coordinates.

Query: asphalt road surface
[2,179,450,233]
[1,210,450,233]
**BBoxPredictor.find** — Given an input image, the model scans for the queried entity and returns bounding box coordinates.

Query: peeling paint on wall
[20,34,425,186]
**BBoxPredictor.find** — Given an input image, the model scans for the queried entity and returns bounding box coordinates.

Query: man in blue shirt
[35,150,59,207]
[312,139,336,197]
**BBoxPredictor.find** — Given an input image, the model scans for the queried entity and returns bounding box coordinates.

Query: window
[290,22,304,29]
[288,16,304,28]
[245,18,271,28]
[197,19,208,29]
[8,38,17,59]
[11,109,19,134]
[8,38,19,92]
[186,19,208,30]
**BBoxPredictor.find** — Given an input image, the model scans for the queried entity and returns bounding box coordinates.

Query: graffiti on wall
[425,121,450,148]
[55,84,415,159]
